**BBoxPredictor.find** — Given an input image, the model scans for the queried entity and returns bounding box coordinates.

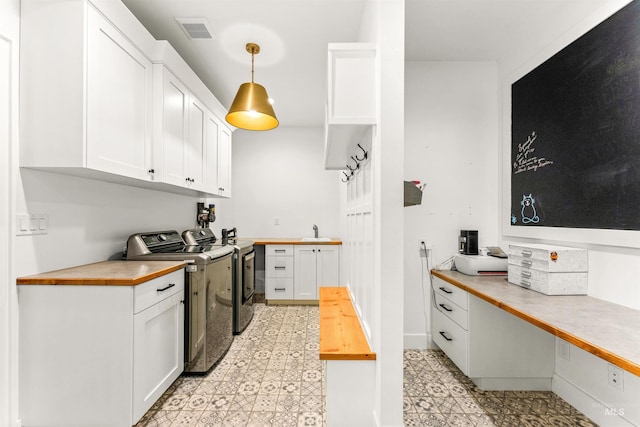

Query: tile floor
[137,303,598,427]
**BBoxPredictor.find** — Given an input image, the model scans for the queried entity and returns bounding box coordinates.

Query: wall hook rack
[341,171,352,183]
[346,160,359,172]
[355,143,368,161]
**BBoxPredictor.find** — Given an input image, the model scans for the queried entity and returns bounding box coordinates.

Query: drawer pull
[522,250,533,257]
[438,287,453,294]
[521,280,531,288]
[439,331,453,342]
[521,260,533,267]
[274,288,286,292]
[521,271,532,279]
[274,249,286,253]
[274,266,287,270]
[157,283,176,292]
[438,303,453,312]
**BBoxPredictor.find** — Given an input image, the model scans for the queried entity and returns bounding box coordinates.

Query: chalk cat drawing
[521,194,540,224]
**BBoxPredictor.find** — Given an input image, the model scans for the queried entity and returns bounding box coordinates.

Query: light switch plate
[16,213,48,236]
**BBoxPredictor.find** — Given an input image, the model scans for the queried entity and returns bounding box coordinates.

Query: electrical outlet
[558,340,570,361]
[418,241,432,257]
[608,364,624,391]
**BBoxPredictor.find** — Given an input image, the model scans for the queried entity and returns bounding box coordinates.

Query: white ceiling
[122,0,608,128]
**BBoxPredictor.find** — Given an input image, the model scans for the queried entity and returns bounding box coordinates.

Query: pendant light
[226,43,279,131]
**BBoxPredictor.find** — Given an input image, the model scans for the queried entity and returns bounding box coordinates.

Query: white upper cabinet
[324,43,376,170]
[20,1,155,181]
[217,126,232,198]
[155,66,231,197]
[20,0,233,198]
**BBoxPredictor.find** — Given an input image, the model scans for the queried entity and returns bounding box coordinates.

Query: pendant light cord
[251,47,255,83]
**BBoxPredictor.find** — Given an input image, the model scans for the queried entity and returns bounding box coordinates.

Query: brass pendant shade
[226,43,279,131]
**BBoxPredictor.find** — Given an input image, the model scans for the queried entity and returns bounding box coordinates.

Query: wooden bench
[319,286,376,426]
[319,287,376,360]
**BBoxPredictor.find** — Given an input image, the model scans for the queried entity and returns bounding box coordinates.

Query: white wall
[1,0,20,424]
[497,0,640,424]
[218,127,341,239]
[15,170,208,277]
[403,61,499,349]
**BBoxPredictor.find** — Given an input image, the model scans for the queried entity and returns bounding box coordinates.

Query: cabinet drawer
[432,277,468,310]
[433,292,468,330]
[508,244,587,272]
[266,256,294,278]
[134,270,184,314]
[265,278,294,300]
[432,305,468,375]
[266,245,294,256]
[508,265,587,295]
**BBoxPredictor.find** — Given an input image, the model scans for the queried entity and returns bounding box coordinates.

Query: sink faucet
[313,224,318,238]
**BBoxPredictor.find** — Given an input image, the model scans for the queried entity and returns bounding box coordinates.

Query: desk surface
[431,269,640,377]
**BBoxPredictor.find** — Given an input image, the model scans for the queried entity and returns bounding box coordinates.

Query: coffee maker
[459,230,478,255]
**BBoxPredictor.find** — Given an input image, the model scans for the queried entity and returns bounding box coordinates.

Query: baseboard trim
[403,333,438,350]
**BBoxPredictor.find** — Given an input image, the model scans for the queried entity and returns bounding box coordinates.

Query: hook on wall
[346,158,359,172]
[341,171,351,183]
[355,143,368,161]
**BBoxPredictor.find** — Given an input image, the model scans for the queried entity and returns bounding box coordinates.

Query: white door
[294,246,318,300]
[317,245,340,287]
[161,70,188,186]
[187,96,206,188]
[86,6,152,179]
[217,126,232,197]
[132,292,184,423]
[203,112,220,194]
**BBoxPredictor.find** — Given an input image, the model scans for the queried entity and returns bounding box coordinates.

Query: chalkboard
[511,0,640,231]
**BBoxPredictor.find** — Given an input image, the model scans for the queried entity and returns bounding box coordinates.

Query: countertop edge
[247,238,342,245]
[431,269,640,377]
[17,261,188,286]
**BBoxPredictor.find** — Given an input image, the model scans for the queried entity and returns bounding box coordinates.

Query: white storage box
[508,243,588,295]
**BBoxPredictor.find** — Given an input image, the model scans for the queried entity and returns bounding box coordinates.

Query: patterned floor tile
[136,304,599,427]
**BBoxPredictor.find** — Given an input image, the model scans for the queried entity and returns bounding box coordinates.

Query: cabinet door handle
[520,280,531,287]
[439,331,453,342]
[521,270,532,279]
[274,249,286,253]
[439,303,452,312]
[275,288,286,292]
[439,287,453,294]
[521,260,533,267]
[157,283,176,292]
[522,250,533,257]
[274,266,286,270]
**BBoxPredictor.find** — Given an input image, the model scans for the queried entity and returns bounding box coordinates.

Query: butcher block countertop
[247,237,342,245]
[432,269,640,377]
[17,260,187,286]
[319,287,376,361]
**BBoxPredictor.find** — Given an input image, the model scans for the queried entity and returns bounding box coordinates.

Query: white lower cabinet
[19,270,185,426]
[265,245,294,300]
[265,244,340,301]
[294,245,340,300]
[431,276,555,390]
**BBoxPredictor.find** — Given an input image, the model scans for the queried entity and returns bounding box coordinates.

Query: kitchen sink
[301,237,331,242]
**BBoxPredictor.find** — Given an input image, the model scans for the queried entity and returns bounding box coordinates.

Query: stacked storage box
[508,243,588,295]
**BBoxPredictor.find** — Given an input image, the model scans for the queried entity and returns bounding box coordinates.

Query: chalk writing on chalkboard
[513,131,555,175]
[511,0,640,231]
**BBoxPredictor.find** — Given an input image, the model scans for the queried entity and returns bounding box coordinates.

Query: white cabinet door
[316,245,340,286]
[186,96,206,188]
[160,70,189,186]
[217,125,232,197]
[86,6,152,179]
[294,246,318,300]
[203,113,220,194]
[133,291,184,422]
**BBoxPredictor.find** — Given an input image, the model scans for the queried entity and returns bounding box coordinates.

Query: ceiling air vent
[175,18,216,40]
